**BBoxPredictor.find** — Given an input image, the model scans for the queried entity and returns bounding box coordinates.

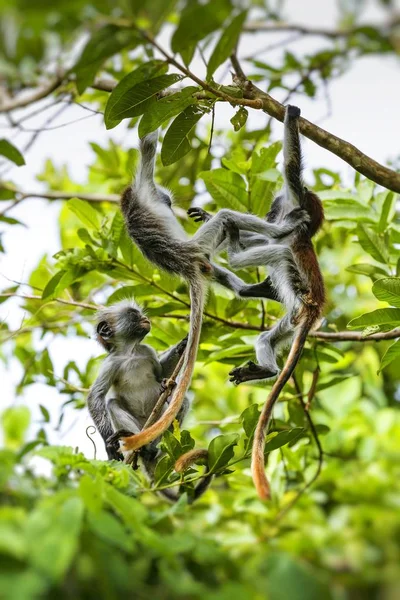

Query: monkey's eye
[97,321,112,339]
[158,190,172,208]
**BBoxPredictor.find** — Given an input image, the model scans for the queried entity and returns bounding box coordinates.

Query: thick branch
[232,77,400,193]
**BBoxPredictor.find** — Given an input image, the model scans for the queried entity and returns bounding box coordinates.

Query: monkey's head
[95,301,151,352]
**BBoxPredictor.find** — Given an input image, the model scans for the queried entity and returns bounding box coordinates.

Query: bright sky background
[1,0,399,459]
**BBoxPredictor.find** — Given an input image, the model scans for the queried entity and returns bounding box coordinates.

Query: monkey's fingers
[107,429,135,446]
[187,207,210,222]
[229,362,278,385]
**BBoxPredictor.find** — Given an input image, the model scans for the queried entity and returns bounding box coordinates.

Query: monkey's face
[117,306,151,342]
[96,302,151,350]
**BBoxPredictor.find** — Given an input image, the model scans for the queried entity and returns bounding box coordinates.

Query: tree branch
[0,75,66,113]
[2,291,399,343]
[243,17,400,38]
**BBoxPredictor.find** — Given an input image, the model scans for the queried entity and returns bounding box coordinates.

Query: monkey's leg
[229,315,293,385]
[212,265,281,302]
[191,209,300,251]
[106,399,142,447]
[229,244,308,300]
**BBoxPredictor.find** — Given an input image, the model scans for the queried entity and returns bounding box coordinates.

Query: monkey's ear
[97,321,113,340]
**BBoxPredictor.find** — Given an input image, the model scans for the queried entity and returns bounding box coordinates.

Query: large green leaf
[207,11,247,78]
[265,552,333,600]
[207,433,239,473]
[356,223,389,264]
[74,25,140,94]
[138,87,198,137]
[67,198,101,229]
[346,263,389,281]
[200,168,248,211]
[104,60,168,129]
[264,428,304,453]
[105,74,183,126]
[171,0,232,55]
[379,339,400,372]
[324,199,376,222]
[161,105,208,166]
[372,277,400,307]
[347,308,400,329]
[378,192,395,232]
[0,139,25,166]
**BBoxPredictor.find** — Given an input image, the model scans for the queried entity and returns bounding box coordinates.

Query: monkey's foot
[229,361,278,385]
[187,207,211,223]
[106,429,135,448]
[287,105,301,118]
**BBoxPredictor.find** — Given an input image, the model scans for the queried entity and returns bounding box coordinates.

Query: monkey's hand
[161,377,177,396]
[107,429,135,448]
[286,105,301,118]
[229,361,278,385]
[284,208,310,226]
[188,207,212,223]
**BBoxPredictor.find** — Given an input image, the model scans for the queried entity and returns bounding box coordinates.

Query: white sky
[0,0,399,459]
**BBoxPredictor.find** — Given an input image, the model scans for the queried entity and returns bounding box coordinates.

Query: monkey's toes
[161,377,177,395]
[287,105,301,118]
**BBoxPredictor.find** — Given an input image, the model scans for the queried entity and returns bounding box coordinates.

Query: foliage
[1,0,400,598]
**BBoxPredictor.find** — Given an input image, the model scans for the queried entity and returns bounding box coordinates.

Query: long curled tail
[121,276,206,451]
[175,448,212,502]
[251,312,315,500]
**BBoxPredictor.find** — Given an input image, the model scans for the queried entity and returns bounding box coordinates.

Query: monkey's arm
[87,360,118,459]
[159,337,188,378]
[283,105,304,207]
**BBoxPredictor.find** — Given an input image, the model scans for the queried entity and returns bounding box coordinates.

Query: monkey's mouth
[140,318,151,330]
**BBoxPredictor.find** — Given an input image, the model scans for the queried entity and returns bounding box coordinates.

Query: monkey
[118,130,309,455]
[87,300,189,460]
[190,105,325,499]
[87,300,211,502]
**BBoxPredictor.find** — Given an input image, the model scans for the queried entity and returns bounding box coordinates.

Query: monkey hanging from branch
[87,300,212,502]
[116,130,308,455]
[189,105,325,499]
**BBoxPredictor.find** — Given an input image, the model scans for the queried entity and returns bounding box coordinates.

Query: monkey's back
[121,187,202,279]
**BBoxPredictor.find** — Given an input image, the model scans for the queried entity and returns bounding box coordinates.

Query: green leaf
[87,511,134,552]
[346,263,389,281]
[378,192,395,232]
[200,168,248,211]
[161,105,208,166]
[41,270,65,300]
[379,339,400,372]
[27,496,84,582]
[74,25,140,94]
[207,11,247,78]
[104,61,168,129]
[39,405,50,423]
[324,199,376,222]
[0,139,25,166]
[207,433,239,473]
[171,0,232,54]
[240,404,261,453]
[347,308,400,330]
[139,87,198,137]
[265,552,333,600]
[372,278,400,307]
[0,187,16,200]
[264,428,304,453]
[356,223,389,264]
[67,198,101,229]
[230,107,248,132]
[1,406,31,449]
[160,430,182,461]
[105,74,183,127]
